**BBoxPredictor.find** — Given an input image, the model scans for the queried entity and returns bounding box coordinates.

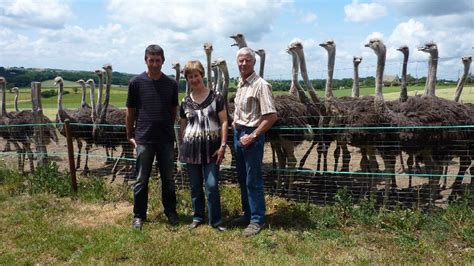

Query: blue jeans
[234,127,266,225]
[187,163,222,226]
[133,143,177,220]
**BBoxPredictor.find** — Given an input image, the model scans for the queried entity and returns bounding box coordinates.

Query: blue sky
[1,0,473,80]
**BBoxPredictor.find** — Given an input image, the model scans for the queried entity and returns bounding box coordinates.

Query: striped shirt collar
[238,71,259,87]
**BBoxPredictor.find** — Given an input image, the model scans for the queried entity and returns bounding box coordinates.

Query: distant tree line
[0,67,467,93]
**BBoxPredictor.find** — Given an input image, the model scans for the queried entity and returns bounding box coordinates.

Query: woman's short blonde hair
[183,60,205,80]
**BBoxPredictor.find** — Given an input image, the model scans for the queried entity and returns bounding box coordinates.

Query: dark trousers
[133,143,177,220]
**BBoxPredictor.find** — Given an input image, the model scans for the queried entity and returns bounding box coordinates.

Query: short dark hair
[145,44,165,61]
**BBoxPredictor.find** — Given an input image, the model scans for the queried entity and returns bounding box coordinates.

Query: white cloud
[388,19,428,49]
[0,0,73,29]
[344,0,387,23]
[301,12,317,24]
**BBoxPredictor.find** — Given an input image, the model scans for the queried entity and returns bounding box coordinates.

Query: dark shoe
[242,223,263,236]
[189,221,202,229]
[229,216,250,227]
[167,213,179,226]
[213,224,226,232]
[132,218,144,230]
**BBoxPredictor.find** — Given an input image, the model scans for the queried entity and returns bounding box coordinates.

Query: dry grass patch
[65,201,131,228]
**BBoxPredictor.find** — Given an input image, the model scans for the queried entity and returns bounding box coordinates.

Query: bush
[41,89,69,98]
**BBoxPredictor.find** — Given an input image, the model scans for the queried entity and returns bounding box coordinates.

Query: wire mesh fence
[0,121,472,208]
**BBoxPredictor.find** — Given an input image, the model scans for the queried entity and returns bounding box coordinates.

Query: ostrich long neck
[399,51,409,102]
[453,59,471,102]
[259,53,265,78]
[424,52,438,97]
[352,62,360,97]
[80,83,88,108]
[296,48,320,103]
[206,51,212,90]
[0,82,6,116]
[325,48,335,98]
[212,66,219,91]
[217,63,229,106]
[14,89,19,112]
[97,74,104,117]
[375,49,386,101]
[89,81,97,121]
[289,50,311,105]
[57,81,64,113]
[99,71,111,123]
[216,67,223,94]
[174,67,180,84]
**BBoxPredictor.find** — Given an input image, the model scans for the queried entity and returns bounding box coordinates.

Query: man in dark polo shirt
[126,44,179,230]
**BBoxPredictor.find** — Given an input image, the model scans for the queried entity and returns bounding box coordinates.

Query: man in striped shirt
[232,47,278,236]
[126,44,179,230]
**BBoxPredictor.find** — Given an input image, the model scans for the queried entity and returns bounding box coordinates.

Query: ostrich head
[396,45,409,56]
[95,69,105,77]
[172,62,180,70]
[76,79,86,85]
[203,43,213,55]
[319,39,336,52]
[12,87,19,93]
[230,33,247,48]
[0,77,5,84]
[103,63,113,73]
[353,56,362,66]
[418,42,438,57]
[365,38,386,57]
[53,76,64,86]
[85,79,95,86]
[462,55,472,65]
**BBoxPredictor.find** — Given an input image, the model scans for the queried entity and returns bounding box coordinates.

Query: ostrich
[230,33,248,49]
[55,76,94,174]
[318,40,352,173]
[453,55,472,103]
[379,41,470,203]
[93,64,133,180]
[352,57,362,98]
[255,49,266,78]
[397,46,409,102]
[289,41,330,172]
[12,87,20,112]
[203,43,213,90]
[263,47,315,193]
[1,78,58,172]
[0,77,25,167]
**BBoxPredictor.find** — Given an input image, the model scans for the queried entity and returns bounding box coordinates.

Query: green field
[4,80,474,119]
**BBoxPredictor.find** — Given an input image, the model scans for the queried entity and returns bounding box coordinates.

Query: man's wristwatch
[220,143,227,149]
[251,132,258,139]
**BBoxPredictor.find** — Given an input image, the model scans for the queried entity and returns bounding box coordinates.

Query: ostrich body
[351,57,362,98]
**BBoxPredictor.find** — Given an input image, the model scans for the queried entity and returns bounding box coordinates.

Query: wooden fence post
[64,119,78,193]
[31,82,47,167]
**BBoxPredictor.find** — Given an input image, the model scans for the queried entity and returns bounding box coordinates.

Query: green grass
[4,80,474,119]
[0,165,473,264]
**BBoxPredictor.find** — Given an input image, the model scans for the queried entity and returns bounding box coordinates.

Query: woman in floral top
[179,60,228,231]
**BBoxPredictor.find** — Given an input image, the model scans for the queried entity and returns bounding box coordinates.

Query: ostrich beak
[319,43,325,47]
[364,43,370,47]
